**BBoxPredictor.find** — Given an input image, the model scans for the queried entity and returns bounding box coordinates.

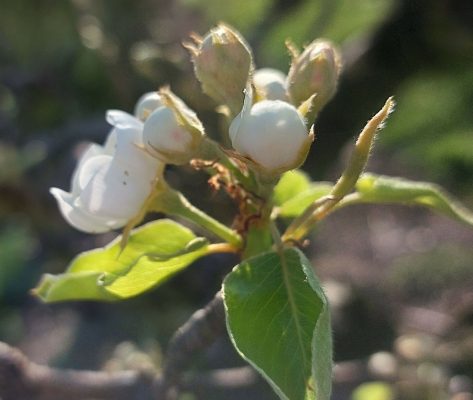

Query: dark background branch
[0,292,227,400]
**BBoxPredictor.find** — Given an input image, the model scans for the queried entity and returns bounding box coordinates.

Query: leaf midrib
[279,249,308,375]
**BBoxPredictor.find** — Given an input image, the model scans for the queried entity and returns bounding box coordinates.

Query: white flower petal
[229,86,253,143]
[112,125,160,180]
[106,110,143,130]
[134,92,164,121]
[103,129,118,155]
[50,188,112,233]
[79,161,153,220]
[103,112,143,155]
[76,154,113,192]
[253,68,287,101]
[70,144,106,195]
[113,125,143,156]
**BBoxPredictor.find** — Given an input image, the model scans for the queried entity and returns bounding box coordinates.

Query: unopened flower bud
[187,24,253,115]
[230,89,313,175]
[134,92,163,121]
[143,88,204,165]
[253,68,288,101]
[287,39,341,113]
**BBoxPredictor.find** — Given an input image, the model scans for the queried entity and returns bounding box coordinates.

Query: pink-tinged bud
[187,24,253,116]
[143,88,205,165]
[287,39,341,114]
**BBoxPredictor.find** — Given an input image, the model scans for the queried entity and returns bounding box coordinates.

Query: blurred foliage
[0,2,77,68]
[379,68,473,191]
[182,0,273,33]
[0,221,37,299]
[258,0,395,67]
[184,0,396,67]
[352,382,394,400]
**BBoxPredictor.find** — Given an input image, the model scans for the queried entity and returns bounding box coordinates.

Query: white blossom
[50,111,162,233]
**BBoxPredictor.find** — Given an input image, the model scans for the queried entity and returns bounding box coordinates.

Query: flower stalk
[151,186,243,248]
[282,97,395,242]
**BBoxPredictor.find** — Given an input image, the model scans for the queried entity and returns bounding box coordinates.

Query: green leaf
[352,173,473,227]
[274,170,312,205]
[34,220,210,302]
[223,247,332,400]
[278,183,333,218]
[273,170,333,218]
[34,271,117,302]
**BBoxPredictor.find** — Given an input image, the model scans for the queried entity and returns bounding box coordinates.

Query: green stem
[243,222,273,259]
[282,98,394,242]
[153,188,243,248]
[330,97,394,200]
[282,195,335,241]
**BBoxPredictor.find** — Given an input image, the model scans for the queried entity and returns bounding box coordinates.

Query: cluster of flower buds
[186,25,341,177]
[226,37,340,177]
[52,24,342,232]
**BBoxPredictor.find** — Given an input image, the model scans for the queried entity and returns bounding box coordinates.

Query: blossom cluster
[51,24,341,233]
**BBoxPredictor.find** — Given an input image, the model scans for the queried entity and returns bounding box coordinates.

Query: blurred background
[0,0,473,399]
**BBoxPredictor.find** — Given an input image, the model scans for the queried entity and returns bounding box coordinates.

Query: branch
[0,341,157,400]
[159,291,226,399]
[0,341,255,400]
[0,292,228,400]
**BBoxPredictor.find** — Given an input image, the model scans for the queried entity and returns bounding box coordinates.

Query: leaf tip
[31,274,56,302]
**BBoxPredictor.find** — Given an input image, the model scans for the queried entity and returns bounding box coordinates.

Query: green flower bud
[186,24,253,116]
[287,39,341,114]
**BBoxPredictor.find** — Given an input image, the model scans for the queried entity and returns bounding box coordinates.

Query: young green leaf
[34,219,210,302]
[344,173,473,227]
[277,183,333,217]
[274,169,312,205]
[273,169,333,218]
[34,271,117,303]
[223,247,332,400]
